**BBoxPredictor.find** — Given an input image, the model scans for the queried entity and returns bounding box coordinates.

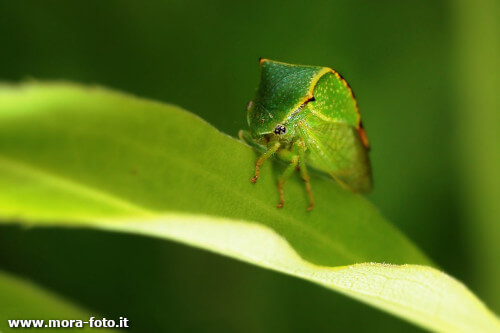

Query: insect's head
[246,58,326,137]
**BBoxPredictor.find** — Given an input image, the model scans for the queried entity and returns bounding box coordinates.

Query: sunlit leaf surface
[0,83,497,332]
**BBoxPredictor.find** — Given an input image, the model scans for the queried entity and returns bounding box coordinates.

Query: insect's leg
[238,130,267,153]
[297,142,314,211]
[277,155,299,208]
[251,141,280,183]
[238,129,250,142]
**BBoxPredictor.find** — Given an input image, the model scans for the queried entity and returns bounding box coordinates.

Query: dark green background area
[0,0,497,332]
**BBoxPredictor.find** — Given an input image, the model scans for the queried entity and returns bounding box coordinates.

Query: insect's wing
[299,122,372,193]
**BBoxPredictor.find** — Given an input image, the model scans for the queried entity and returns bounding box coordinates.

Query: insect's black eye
[274,124,287,135]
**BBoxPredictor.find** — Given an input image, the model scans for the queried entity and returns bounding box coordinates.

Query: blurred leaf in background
[0,270,117,332]
[0,0,498,332]
[453,0,500,314]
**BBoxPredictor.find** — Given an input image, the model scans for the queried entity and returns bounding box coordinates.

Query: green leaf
[0,270,120,332]
[0,83,497,332]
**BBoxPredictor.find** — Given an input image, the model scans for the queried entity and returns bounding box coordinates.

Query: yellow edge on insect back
[282,67,331,123]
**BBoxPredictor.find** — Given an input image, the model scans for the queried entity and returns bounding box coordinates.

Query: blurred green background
[0,0,498,332]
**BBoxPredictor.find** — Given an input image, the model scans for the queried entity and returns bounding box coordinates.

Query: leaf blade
[0,83,497,332]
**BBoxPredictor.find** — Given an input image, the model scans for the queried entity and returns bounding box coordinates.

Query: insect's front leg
[238,130,267,154]
[251,140,281,183]
[297,140,314,211]
[276,153,299,208]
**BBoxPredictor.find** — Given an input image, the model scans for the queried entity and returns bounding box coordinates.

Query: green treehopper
[240,59,372,211]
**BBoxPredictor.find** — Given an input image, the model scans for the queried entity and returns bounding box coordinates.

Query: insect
[239,58,372,211]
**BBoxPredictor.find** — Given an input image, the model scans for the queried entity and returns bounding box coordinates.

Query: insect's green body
[240,59,372,210]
